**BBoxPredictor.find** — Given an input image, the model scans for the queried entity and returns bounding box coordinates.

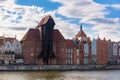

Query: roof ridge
[36,15,54,28]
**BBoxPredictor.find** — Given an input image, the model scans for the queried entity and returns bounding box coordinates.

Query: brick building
[21,15,66,65]
[0,36,4,64]
[72,25,91,65]
[65,39,76,64]
[21,15,119,65]
[96,37,108,64]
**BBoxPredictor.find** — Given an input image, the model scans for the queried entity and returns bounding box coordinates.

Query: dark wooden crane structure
[37,16,55,65]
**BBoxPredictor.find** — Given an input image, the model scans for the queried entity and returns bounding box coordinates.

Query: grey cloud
[75,1,92,6]
[2,15,11,20]
[89,18,115,24]
[9,27,27,30]
[14,7,26,12]
[111,31,120,34]
[0,0,6,2]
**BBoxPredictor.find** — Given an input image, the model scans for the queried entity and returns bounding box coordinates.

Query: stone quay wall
[0,65,120,71]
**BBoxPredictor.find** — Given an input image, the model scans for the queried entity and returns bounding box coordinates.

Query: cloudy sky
[0,0,120,41]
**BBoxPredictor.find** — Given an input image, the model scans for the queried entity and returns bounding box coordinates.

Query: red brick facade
[66,25,92,65]
[96,38,108,64]
[21,15,66,65]
[21,15,115,65]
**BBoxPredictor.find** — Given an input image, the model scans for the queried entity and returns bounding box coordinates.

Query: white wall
[4,39,22,54]
[113,42,118,56]
[12,39,22,54]
[4,41,12,52]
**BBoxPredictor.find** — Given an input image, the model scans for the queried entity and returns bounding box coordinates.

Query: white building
[107,40,113,62]
[4,38,22,53]
[112,42,119,63]
[118,42,120,63]
[12,39,22,54]
[3,37,22,64]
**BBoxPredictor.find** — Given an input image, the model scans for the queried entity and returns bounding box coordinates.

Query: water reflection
[0,70,120,80]
[25,71,63,80]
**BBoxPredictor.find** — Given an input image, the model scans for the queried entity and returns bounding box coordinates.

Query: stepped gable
[75,24,86,37]
[53,29,65,42]
[5,37,15,44]
[36,15,55,28]
[75,30,86,37]
[21,28,41,41]
[66,39,76,48]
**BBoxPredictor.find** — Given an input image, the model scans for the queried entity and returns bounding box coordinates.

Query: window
[0,45,2,48]
[71,54,73,59]
[68,59,70,64]
[77,49,79,56]
[84,43,88,54]
[7,45,10,48]
[18,49,19,52]
[15,49,17,53]
[16,44,19,47]
[71,49,73,53]
[66,49,67,53]
[71,60,73,64]
[119,49,120,56]
[68,49,70,53]
[68,54,70,58]
[92,40,96,55]
[77,59,79,64]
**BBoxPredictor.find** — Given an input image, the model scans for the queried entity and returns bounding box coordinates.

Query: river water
[0,70,119,80]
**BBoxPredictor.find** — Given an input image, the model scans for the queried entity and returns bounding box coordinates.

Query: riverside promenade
[0,65,120,71]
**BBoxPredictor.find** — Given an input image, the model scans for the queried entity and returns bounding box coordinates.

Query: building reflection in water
[0,71,119,80]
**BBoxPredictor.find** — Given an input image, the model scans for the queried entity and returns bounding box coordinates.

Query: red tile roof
[75,30,87,37]
[36,15,54,28]
[0,38,4,45]
[66,39,76,48]
[21,28,41,41]
[0,36,4,39]
[21,28,65,42]
[53,29,65,42]
[5,37,15,44]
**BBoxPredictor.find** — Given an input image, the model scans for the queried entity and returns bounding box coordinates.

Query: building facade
[0,37,22,64]
[21,15,66,65]
[66,39,75,65]
[118,42,120,63]
[96,38,108,64]
[20,15,120,65]
[113,42,119,63]
[72,25,91,65]
[91,38,97,64]
[0,37,4,64]
[107,40,113,63]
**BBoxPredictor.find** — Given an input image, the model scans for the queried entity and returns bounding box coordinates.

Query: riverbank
[0,65,120,71]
